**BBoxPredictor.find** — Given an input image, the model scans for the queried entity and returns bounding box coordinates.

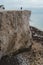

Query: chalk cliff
[0,10,31,59]
[0,10,43,65]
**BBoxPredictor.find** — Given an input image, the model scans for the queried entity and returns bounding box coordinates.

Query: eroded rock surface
[0,10,31,59]
[0,26,43,65]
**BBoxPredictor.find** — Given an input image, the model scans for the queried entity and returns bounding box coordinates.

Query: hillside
[30,26,43,43]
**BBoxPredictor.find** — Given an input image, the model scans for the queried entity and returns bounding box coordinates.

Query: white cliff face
[0,10,31,59]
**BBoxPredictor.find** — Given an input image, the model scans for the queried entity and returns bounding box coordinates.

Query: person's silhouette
[21,7,22,10]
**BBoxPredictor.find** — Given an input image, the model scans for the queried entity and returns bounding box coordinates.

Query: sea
[28,8,43,31]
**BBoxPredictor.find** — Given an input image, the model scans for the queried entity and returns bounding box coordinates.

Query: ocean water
[28,8,43,31]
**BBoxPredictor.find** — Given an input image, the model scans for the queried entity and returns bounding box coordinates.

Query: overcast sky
[0,0,43,9]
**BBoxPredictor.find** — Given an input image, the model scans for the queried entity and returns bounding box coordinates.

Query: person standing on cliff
[21,7,22,10]
[20,7,22,13]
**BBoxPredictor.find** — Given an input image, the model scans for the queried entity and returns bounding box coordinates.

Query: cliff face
[0,10,31,59]
[0,11,43,65]
[0,28,43,65]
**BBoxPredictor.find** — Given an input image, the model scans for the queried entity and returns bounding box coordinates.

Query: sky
[0,0,43,9]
